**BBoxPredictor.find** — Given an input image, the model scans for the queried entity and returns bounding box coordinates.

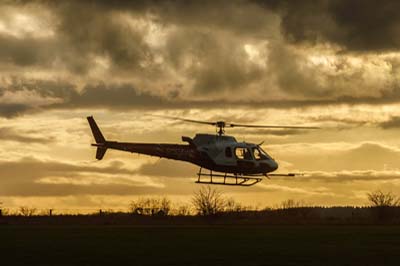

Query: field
[2,224,400,266]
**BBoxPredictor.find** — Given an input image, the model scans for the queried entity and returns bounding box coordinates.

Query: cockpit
[225,146,271,161]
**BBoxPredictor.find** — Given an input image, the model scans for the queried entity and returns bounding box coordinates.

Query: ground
[2,225,400,266]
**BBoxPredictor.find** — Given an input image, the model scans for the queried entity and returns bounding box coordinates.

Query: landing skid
[196,168,263,186]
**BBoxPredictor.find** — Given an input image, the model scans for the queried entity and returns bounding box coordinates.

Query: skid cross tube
[196,168,263,186]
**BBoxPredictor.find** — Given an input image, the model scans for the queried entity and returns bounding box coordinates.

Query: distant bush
[174,204,192,216]
[19,206,37,216]
[129,197,171,216]
[280,199,307,209]
[224,198,247,212]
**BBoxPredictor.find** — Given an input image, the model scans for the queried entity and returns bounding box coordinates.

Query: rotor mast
[216,121,226,136]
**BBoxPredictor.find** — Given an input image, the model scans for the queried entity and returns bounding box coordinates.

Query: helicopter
[87,116,319,186]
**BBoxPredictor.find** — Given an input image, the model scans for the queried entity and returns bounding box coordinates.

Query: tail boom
[87,116,199,163]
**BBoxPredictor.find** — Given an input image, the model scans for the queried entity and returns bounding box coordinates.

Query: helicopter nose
[269,160,278,171]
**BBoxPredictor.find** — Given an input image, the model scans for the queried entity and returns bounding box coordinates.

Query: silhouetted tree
[192,186,225,216]
[367,190,400,207]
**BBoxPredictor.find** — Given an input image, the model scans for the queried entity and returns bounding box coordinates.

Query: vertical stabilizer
[87,116,105,143]
[96,147,107,160]
[87,116,107,160]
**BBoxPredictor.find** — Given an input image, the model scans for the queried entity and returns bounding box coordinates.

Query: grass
[2,225,400,266]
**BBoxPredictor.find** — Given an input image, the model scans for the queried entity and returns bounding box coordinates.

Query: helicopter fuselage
[93,133,278,175]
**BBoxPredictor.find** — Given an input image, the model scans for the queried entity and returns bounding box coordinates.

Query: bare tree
[367,190,400,207]
[192,186,226,216]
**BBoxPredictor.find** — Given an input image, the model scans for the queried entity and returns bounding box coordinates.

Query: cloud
[0,0,400,118]
[261,0,400,52]
[0,34,57,67]
[379,116,400,129]
[300,170,400,183]
[0,157,162,196]
[274,142,400,172]
[135,159,198,178]
[0,127,53,143]
[236,128,309,136]
[0,103,31,118]
[64,83,173,109]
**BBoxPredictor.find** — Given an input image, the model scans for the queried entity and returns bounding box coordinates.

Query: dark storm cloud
[55,3,153,74]
[62,0,278,36]
[164,29,265,94]
[266,43,330,97]
[0,104,31,118]
[51,0,274,92]
[258,0,400,52]
[22,0,276,89]
[0,34,57,67]
[2,0,400,119]
[1,77,76,99]
[0,1,154,74]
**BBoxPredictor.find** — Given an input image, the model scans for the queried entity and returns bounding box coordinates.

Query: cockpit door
[234,147,255,168]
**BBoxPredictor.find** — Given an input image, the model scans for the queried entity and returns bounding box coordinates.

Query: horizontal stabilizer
[96,147,107,160]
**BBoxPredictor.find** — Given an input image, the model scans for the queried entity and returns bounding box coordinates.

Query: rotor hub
[216,121,226,136]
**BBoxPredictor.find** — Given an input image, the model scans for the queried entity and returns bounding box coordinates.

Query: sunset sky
[1,0,400,211]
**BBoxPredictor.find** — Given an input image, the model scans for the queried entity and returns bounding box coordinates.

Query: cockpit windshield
[252,147,270,160]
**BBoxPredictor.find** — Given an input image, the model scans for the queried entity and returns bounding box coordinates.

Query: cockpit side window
[235,147,252,160]
[225,147,232,158]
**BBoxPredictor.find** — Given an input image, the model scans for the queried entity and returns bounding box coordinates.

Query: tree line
[1,187,399,217]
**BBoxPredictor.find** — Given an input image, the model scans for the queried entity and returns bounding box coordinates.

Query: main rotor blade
[229,123,320,129]
[151,115,216,126]
[150,115,320,129]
